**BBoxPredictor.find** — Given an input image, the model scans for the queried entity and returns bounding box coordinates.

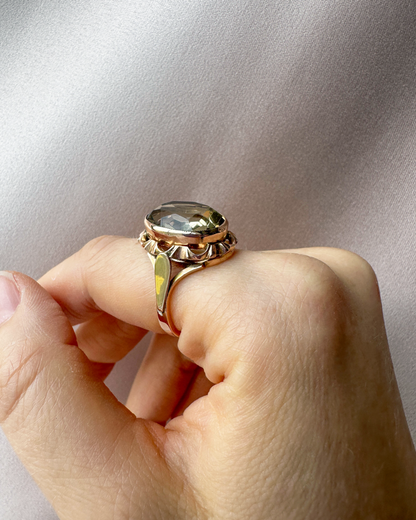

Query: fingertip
[1,270,78,348]
[0,271,21,326]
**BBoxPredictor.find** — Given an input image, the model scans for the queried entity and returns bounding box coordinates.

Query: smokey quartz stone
[146,201,225,236]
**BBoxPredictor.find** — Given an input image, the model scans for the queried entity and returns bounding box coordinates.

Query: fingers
[126,333,202,424]
[38,235,160,332]
[37,235,285,387]
[0,272,182,519]
[37,236,384,403]
[38,235,160,368]
[38,237,385,426]
[37,235,246,384]
[75,312,148,363]
[169,366,214,420]
[274,247,382,308]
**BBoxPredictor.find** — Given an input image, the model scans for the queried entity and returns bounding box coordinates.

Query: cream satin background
[1,1,416,517]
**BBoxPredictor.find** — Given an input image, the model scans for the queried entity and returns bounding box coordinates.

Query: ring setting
[139,201,237,336]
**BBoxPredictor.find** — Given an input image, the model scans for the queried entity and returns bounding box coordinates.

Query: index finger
[38,235,162,332]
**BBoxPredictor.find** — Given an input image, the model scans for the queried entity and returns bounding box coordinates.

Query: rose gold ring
[139,201,237,337]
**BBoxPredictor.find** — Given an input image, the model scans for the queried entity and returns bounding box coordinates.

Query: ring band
[139,201,237,337]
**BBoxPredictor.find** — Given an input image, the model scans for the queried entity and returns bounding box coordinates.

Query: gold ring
[139,201,237,336]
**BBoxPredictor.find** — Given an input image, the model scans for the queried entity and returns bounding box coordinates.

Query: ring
[139,201,237,337]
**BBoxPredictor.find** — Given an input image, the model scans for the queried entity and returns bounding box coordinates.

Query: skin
[0,235,415,519]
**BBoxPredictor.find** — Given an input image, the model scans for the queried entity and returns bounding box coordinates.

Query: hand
[0,236,415,519]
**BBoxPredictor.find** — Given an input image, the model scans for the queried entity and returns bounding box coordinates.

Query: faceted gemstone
[147,201,224,234]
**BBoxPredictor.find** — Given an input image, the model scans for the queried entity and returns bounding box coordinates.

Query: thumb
[0,272,180,519]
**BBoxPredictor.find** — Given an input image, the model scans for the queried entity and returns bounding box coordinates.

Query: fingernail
[0,272,21,325]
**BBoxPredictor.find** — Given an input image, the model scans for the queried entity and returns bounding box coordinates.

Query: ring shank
[148,249,237,337]
[157,308,180,337]
[151,255,205,337]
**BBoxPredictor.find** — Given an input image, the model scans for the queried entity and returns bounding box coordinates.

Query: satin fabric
[1,1,416,516]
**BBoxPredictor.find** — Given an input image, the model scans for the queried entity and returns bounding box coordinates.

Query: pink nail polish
[0,272,21,325]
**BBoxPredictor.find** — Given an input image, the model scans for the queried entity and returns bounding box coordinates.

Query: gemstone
[147,201,225,235]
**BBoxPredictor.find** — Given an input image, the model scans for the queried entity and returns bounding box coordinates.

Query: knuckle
[293,257,349,338]
[228,253,350,366]
[330,246,377,277]
[81,235,120,265]
[223,251,351,342]
[321,247,381,305]
[273,252,349,317]
[259,254,353,370]
[286,251,384,372]
[346,251,380,295]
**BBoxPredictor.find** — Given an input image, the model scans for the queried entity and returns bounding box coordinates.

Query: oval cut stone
[147,201,224,234]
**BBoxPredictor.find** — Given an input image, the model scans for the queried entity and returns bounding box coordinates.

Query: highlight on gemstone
[147,201,225,235]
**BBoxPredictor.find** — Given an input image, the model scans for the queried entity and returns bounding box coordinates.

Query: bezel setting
[140,201,237,264]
